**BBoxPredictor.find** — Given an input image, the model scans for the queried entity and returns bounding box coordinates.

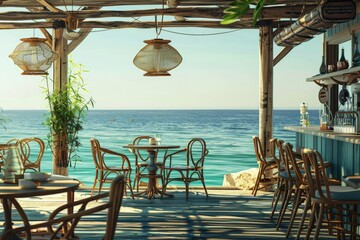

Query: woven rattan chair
[161,138,209,200]
[303,150,360,240]
[2,174,126,240]
[252,136,277,196]
[90,138,133,199]
[17,137,45,172]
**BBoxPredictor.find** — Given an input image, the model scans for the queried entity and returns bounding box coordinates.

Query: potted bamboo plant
[43,58,94,174]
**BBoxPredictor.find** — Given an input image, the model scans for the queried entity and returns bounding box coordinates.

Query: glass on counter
[334,111,358,133]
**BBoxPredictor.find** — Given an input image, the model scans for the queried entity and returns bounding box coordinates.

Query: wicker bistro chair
[90,138,134,199]
[2,175,126,240]
[161,138,209,200]
[303,150,360,240]
[17,137,45,172]
[129,136,164,192]
[252,136,278,196]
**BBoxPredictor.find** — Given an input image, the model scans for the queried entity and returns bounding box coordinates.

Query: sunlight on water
[0,109,319,186]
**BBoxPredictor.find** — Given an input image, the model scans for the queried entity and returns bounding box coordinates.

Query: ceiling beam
[37,0,63,12]
[0,19,294,30]
[0,5,317,21]
[0,0,319,8]
[273,46,293,66]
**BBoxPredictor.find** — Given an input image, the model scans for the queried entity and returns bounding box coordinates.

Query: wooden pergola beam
[37,0,63,12]
[0,5,316,21]
[0,0,319,8]
[0,20,294,29]
[273,46,293,66]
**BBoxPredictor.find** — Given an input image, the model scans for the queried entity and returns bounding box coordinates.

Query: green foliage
[42,58,94,168]
[221,0,276,26]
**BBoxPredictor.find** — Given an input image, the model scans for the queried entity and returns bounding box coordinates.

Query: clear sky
[0,26,351,110]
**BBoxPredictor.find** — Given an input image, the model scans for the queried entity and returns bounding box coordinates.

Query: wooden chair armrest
[100,147,127,158]
[165,148,187,158]
[163,148,187,165]
[49,192,109,219]
[100,147,132,168]
[2,193,110,240]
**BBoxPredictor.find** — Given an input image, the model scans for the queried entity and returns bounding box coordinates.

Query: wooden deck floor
[0,188,336,239]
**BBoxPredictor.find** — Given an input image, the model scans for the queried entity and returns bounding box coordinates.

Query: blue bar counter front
[284,126,360,180]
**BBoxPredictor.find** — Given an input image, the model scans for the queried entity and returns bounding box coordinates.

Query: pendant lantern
[9,37,58,75]
[133,38,182,76]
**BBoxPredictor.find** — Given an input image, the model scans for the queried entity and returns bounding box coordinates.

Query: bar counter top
[284,126,360,145]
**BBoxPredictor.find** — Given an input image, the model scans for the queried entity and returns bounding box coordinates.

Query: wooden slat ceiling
[0,0,320,30]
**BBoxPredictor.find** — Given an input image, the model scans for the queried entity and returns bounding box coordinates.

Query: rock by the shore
[223,168,258,190]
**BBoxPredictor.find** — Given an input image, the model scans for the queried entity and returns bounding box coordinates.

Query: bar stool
[303,150,360,240]
[252,136,277,196]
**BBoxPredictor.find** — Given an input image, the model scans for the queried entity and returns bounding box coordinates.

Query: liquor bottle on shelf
[319,55,327,74]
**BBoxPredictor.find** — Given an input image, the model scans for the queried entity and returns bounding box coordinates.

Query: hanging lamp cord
[155,0,165,38]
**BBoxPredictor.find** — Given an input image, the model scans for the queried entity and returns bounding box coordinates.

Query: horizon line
[1,108,318,111]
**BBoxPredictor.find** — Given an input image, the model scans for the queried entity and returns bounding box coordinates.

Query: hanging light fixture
[9,37,58,75]
[133,0,182,76]
[133,39,182,76]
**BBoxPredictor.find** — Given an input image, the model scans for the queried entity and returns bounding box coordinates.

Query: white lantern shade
[133,38,182,76]
[9,37,58,75]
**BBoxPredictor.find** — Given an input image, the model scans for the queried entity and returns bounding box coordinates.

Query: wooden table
[0,175,80,240]
[123,144,180,199]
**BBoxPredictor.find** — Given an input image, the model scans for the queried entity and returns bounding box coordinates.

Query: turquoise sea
[0,110,319,187]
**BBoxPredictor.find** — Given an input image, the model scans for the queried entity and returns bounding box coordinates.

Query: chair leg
[126,173,134,200]
[252,164,264,196]
[270,179,284,219]
[271,179,281,208]
[276,181,293,230]
[296,193,311,240]
[133,173,139,193]
[98,180,104,195]
[161,170,171,198]
[314,203,325,240]
[351,204,358,240]
[91,171,99,196]
[185,181,190,201]
[286,188,303,238]
[305,202,317,240]
[199,172,208,197]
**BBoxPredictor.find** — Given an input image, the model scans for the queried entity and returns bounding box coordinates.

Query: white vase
[2,144,24,184]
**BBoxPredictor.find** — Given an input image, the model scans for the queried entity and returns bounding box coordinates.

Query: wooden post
[52,27,69,176]
[259,24,273,157]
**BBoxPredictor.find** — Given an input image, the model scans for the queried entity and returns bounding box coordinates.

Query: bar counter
[284,126,360,179]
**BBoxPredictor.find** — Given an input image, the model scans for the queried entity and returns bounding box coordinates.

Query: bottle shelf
[306,65,360,86]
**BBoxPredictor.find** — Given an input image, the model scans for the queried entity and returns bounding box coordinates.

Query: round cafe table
[123,144,180,199]
[0,176,80,239]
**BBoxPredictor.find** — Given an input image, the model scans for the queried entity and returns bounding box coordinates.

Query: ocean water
[0,109,319,187]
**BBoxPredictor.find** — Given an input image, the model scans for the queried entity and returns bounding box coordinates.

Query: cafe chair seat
[2,175,126,240]
[90,138,133,199]
[315,186,360,201]
[161,138,209,200]
[279,169,305,179]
